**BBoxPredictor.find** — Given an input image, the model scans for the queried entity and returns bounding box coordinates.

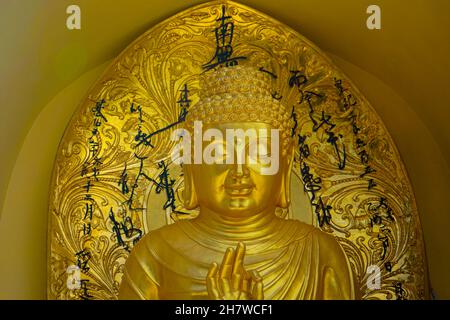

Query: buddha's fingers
[232,242,246,275]
[252,279,264,300]
[219,247,234,296]
[249,271,256,294]
[241,270,252,294]
[207,262,218,278]
[206,262,221,299]
[230,242,246,293]
[219,247,234,278]
[250,270,264,300]
[231,273,242,293]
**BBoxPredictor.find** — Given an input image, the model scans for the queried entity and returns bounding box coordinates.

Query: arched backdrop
[46,1,428,300]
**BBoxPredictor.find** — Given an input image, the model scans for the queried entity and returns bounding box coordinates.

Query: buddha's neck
[191,206,283,242]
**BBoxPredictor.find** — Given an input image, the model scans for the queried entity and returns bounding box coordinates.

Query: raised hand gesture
[206,242,264,300]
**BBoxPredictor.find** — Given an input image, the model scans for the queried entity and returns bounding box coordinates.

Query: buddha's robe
[118,219,358,300]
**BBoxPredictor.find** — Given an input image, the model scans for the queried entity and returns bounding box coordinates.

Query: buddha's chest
[154,241,314,300]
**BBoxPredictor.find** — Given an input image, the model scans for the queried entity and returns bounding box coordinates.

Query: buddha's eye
[247,142,272,165]
[202,140,228,164]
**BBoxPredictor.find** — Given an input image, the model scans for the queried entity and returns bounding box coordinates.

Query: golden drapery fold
[119,220,358,300]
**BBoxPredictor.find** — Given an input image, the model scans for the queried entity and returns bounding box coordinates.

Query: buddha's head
[180,65,294,218]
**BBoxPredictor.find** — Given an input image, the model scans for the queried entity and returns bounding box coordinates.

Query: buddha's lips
[224,183,254,196]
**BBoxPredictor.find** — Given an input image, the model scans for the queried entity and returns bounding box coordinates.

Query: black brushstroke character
[134,106,190,148]
[325,129,346,170]
[83,203,93,220]
[83,222,91,236]
[258,67,277,79]
[79,279,93,300]
[118,163,130,195]
[109,208,142,251]
[298,134,310,159]
[360,165,376,178]
[300,162,322,203]
[378,232,389,261]
[92,99,107,122]
[75,249,91,273]
[271,91,283,100]
[123,154,150,210]
[313,111,335,132]
[202,5,246,71]
[130,103,143,123]
[368,178,377,190]
[177,84,191,122]
[385,262,393,273]
[394,282,407,300]
[315,197,332,227]
[290,106,298,137]
[289,70,307,88]
[151,161,177,212]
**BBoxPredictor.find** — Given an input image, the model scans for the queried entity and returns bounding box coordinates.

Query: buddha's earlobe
[278,148,294,208]
[182,164,199,209]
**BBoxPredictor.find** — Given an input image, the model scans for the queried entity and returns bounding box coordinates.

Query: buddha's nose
[230,138,250,178]
[232,161,250,178]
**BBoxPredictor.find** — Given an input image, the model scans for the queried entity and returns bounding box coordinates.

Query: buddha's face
[184,122,292,218]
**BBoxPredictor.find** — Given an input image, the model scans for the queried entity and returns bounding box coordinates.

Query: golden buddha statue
[118,65,358,300]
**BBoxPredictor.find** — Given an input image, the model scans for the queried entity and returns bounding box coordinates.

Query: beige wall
[0,62,109,299]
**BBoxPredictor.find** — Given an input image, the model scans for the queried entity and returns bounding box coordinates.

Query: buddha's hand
[206,242,264,300]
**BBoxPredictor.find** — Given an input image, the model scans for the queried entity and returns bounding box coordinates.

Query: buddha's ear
[182,164,199,209]
[278,144,295,208]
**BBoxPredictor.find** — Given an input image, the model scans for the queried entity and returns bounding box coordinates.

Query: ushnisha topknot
[184,65,294,154]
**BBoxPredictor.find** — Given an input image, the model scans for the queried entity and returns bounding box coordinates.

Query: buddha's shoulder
[282,219,316,237]
[285,219,342,247]
[132,220,194,253]
[288,220,349,265]
[282,220,349,271]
